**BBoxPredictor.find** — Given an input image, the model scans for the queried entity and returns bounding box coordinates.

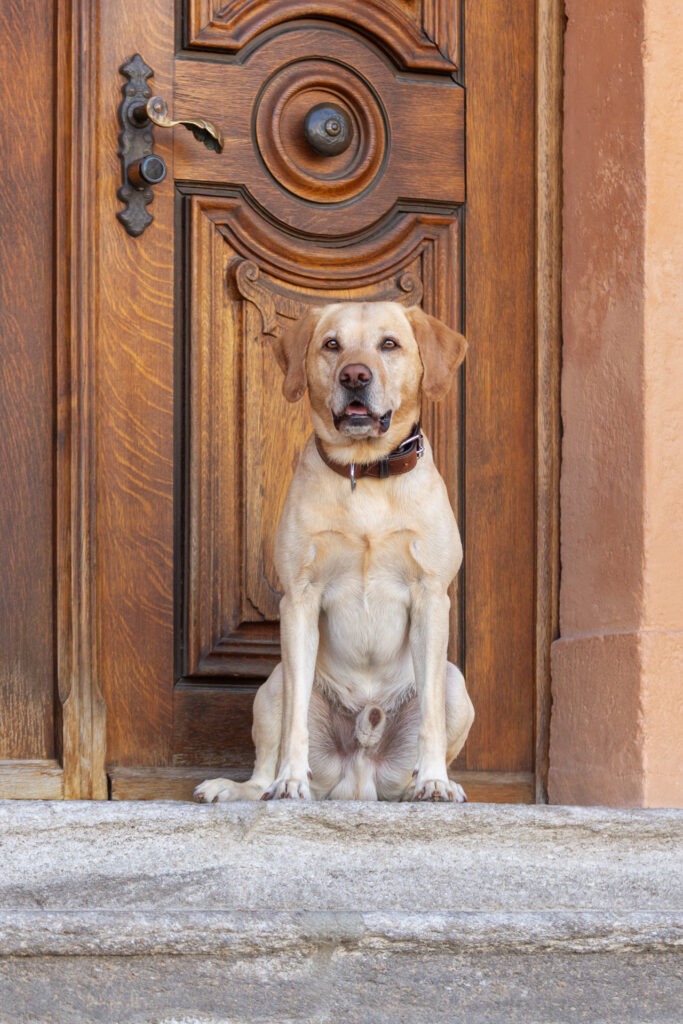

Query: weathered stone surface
[1,801,681,916]
[1,908,680,958]
[0,802,681,1022]
[0,951,681,1024]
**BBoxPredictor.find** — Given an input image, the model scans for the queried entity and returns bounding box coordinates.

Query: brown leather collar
[315,424,424,491]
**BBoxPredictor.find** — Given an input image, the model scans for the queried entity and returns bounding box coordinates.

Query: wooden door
[0,1,548,802]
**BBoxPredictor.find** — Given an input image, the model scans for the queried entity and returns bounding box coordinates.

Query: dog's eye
[323,338,339,351]
[380,337,400,350]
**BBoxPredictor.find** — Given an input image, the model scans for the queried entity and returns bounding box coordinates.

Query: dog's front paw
[193,778,241,803]
[411,771,467,803]
[262,775,311,800]
[449,781,468,803]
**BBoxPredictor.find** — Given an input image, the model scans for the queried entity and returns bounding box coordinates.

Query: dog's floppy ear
[271,308,320,403]
[405,306,467,402]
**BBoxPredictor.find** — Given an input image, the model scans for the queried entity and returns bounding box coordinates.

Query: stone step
[0,801,681,1023]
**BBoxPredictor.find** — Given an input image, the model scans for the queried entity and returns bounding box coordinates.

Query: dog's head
[272,302,467,458]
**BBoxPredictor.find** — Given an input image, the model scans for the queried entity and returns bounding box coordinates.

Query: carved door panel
[93,1,536,801]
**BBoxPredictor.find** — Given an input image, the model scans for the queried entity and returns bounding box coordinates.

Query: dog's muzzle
[333,365,392,435]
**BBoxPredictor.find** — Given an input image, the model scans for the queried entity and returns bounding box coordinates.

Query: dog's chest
[314,525,416,611]
[312,525,415,682]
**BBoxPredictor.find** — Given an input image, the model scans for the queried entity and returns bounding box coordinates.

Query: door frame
[45,0,562,801]
[534,0,563,802]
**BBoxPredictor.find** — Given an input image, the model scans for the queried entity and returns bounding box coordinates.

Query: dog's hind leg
[193,664,283,803]
[445,661,475,802]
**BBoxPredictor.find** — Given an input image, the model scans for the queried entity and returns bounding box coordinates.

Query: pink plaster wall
[641,0,683,806]
[549,0,683,806]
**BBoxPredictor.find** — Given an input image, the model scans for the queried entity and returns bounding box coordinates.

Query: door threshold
[108,766,535,803]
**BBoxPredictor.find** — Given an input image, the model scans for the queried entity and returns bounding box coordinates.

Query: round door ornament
[303,103,353,156]
[254,59,388,204]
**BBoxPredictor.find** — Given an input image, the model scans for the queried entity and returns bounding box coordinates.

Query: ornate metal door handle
[117,54,223,237]
[143,96,223,153]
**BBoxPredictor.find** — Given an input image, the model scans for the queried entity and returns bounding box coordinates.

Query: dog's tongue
[347,402,368,416]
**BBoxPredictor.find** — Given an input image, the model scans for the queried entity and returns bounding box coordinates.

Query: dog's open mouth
[344,399,371,420]
[333,403,393,435]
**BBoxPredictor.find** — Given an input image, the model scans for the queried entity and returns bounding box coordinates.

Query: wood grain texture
[0,2,56,761]
[55,0,108,798]
[95,0,176,767]
[172,687,257,768]
[186,0,461,71]
[449,771,535,805]
[0,761,64,801]
[109,767,532,803]
[109,764,250,801]
[172,26,464,235]
[534,0,563,802]
[463,1,536,773]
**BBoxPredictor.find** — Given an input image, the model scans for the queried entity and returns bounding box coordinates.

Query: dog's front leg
[264,589,320,800]
[408,583,458,802]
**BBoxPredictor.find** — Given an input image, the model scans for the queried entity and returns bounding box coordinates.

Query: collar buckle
[395,426,423,458]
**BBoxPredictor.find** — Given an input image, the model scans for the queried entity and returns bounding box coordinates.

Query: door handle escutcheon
[117,54,224,238]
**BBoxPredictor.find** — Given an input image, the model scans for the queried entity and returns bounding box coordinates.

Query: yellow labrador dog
[195,302,474,803]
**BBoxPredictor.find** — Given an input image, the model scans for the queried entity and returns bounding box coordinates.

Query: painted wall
[550,0,683,806]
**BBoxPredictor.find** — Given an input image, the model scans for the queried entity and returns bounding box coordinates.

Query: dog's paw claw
[263,777,311,801]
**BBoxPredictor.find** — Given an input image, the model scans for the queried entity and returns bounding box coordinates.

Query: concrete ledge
[1,802,681,945]
[1,802,681,1022]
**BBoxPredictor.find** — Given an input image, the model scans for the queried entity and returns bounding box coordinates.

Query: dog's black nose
[340,363,373,389]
